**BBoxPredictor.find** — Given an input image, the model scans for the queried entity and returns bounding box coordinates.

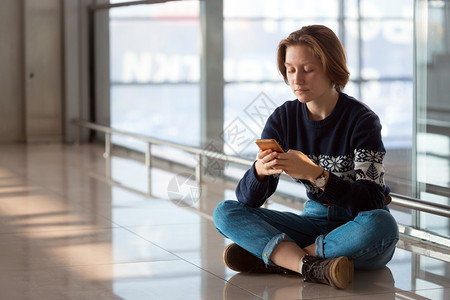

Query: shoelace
[311,264,327,282]
[303,259,330,285]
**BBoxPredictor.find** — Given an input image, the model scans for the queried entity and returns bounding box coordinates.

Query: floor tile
[125,222,220,259]
[222,267,398,300]
[125,222,239,279]
[0,260,261,300]
[0,188,115,234]
[105,191,205,227]
[0,227,177,271]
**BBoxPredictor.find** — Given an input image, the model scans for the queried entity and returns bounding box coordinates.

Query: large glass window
[415,0,450,238]
[344,0,414,197]
[109,1,201,151]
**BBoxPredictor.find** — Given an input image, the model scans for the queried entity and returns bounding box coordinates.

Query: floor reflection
[0,143,448,300]
[223,267,397,300]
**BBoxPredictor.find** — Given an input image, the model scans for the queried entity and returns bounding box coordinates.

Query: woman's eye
[304,68,312,73]
[287,68,295,73]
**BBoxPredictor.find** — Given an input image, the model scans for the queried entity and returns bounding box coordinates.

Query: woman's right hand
[254,150,284,181]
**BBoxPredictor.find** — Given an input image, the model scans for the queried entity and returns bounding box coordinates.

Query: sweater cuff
[318,172,341,204]
[248,162,269,189]
[235,162,269,205]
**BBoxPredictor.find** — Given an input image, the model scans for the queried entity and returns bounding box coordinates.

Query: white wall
[24,0,63,142]
[0,0,25,142]
[0,0,91,143]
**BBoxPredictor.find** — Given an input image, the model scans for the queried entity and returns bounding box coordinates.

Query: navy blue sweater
[236,92,390,217]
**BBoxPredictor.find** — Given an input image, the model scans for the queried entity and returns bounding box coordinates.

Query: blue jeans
[213,200,399,270]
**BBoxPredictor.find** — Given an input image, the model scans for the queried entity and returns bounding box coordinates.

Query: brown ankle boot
[222,243,294,274]
[301,255,353,289]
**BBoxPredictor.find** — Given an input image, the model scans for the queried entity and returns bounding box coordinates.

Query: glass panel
[344,0,359,19]
[343,81,359,99]
[223,83,291,158]
[345,0,413,19]
[344,20,360,79]
[415,0,450,238]
[108,1,200,151]
[361,80,414,196]
[224,20,284,83]
[361,20,413,79]
[350,1,415,202]
[415,255,450,295]
[110,0,199,18]
[360,0,413,18]
[111,84,200,149]
[224,20,339,82]
[110,19,200,83]
[224,0,339,18]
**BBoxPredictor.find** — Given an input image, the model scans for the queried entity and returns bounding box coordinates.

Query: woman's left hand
[274,149,322,182]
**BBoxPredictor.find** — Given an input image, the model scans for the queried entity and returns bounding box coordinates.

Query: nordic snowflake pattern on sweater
[295,149,386,194]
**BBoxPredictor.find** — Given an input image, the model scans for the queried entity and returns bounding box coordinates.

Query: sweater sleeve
[235,163,280,207]
[235,108,284,207]
[315,111,389,216]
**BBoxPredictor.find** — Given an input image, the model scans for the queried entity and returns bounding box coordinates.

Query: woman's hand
[275,149,323,183]
[254,149,283,181]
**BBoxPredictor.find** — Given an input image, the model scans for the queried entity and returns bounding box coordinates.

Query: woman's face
[285,45,334,104]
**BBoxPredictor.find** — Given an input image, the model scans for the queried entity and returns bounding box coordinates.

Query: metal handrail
[73,119,450,218]
[390,193,450,218]
[89,0,187,11]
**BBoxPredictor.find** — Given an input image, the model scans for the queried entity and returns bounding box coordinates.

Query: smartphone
[255,139,285,153]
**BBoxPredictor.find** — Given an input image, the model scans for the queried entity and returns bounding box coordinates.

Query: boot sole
[222,243,241,272]
[329,256,352,289]
[222,243,292,274]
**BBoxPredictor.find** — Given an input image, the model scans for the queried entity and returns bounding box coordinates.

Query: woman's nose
[293,72,304,84]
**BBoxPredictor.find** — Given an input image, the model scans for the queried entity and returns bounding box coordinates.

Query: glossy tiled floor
[0,143,449,300]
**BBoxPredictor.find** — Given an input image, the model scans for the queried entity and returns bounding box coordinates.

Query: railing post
[146,142,152,196]
[103,132,111,178]
[145,142,152,169]
[196,153,202,186]
[103,132,111,158]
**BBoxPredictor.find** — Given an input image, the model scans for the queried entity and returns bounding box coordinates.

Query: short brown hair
[277,25,350,92]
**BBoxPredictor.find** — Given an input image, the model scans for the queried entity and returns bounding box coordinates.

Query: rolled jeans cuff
[315,234,326,258]
[262,233,294,265]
